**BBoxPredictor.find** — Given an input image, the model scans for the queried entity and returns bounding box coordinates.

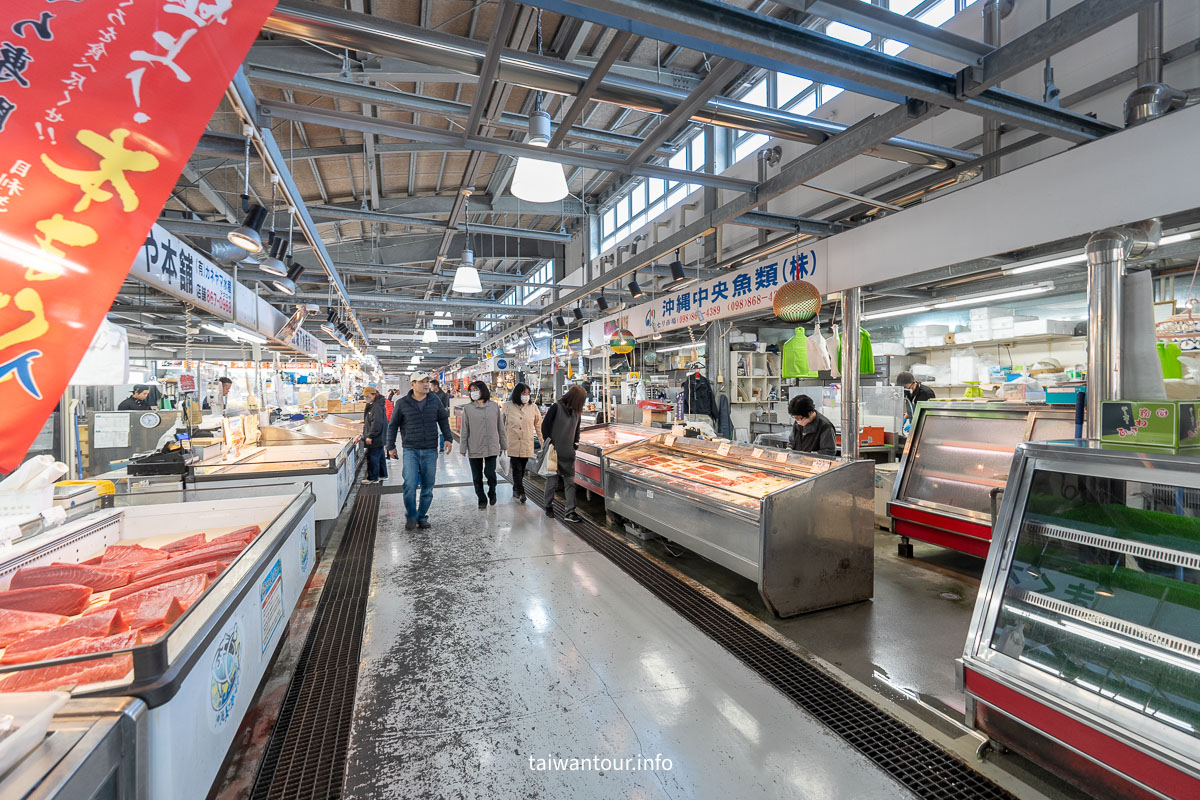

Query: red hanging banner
[0,0,277,471]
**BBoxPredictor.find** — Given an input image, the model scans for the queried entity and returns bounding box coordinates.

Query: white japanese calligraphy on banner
[585,242,828,346]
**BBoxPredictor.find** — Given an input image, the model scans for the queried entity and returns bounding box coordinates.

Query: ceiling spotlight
[628,276,644,300]
[270,262,304,296]
[596,293,610,313]
[511,106,569,203]
[227,204,268,252]
[666,250,697,290]
[260,235,288,277]
[572,307,584,321]
[321,309,338,338]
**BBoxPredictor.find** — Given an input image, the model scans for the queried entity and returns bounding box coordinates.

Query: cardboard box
[1100,401,1200,448]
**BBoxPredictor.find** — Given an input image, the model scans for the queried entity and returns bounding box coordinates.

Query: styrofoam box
[0,692,70,776]
[1013,319,1077,336]
[956,332,977,344]
[903,325,950,338]
[969,320,991,333]
[969,307,1016,321]
[990,315,1037,329]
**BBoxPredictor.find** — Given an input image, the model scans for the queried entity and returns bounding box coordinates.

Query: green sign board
[1100,401,1200,448]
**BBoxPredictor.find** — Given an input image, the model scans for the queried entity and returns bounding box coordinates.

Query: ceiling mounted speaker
[773,280,822,323]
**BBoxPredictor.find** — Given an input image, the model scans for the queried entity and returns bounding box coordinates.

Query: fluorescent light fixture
[1007,253,1086,275]
[229,326,267,344]
[377,345,391,351]
[932,284,1054,309]
[1160,231,1200,245]
[862,305,932,321]
[510,108,569,203]
[656,341,705,353]
[201,323,226,337]
[422,328,439,343]
[432,317,454,326]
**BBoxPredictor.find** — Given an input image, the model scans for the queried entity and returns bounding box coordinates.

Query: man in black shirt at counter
[788,394,837,457]
[118,385,153,411]
[895,370,936,423]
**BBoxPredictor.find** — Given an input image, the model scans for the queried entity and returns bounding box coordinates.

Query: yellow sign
[628,372,640,381]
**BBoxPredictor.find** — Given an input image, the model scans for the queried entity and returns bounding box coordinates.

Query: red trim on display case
[574,460,604,496]
[889,504,992,557]
[964,668,1200,800]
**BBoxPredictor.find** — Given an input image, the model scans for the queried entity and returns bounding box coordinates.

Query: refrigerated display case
[961,441,1200,800]
[260,419,363,476]
[574,423,659,496]
[0,483,316,800]
[889,401,1077,557]
[604,435,873,616]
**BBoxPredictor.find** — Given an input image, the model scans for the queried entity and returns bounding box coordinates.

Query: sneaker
[563,512,583,523]
[405,518,417,531]
[361,478,376,485]
[515,494,526,504]
[417,519,431,529]
[545,507,554,518]
[488,490,497,505]
[478,499,487,510]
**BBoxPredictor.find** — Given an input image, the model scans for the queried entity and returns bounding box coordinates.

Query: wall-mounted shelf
[733,353,781,404]
[904,333,1084,353]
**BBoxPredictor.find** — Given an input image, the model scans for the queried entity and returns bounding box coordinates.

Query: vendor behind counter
[788,394,836,457]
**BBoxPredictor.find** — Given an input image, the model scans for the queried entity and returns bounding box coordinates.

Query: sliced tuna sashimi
[1,609,128,665]
[0,608,68,647]
[137,623,169,643]
[87,574,208,630]
[10,563,132,591]
[100,544,168,568]
[126,597,185,631]
[0,584,93,616]
[133,543,244,580]
[210,525,261,544]
[0,654,132,693]
[37,630,140,662]
[160,533,207,553]
[108,561,227,601]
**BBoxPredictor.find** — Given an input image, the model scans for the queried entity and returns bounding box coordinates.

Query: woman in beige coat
[504,382,542,503]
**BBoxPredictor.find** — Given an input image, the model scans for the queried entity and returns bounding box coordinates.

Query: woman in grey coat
[460,380,507,509]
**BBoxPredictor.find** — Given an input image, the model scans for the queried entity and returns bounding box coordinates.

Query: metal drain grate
[528,480,1015,800]
[249,492,381,800]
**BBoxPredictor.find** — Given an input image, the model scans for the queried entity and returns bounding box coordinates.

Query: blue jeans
[402,448,438,523]
[366,447,387,481]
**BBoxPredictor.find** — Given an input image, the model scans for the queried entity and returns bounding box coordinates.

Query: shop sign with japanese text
[0,0,276,471]
[132,223,233,317]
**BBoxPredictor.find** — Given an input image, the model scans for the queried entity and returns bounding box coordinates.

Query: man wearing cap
[361,386,389,484]
[202,377,233,411]
[118,385,153,411]
[387,370,454,530]
[895,371,936,423]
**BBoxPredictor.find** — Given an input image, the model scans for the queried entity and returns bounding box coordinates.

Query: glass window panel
[668,148,688,171]
[648,177,666,201]
[616,200,629,226]
[631,186,646,215]
[743,79,768,107]
[827,22,872,46]
[690,134,706,170]
[667,185,686,207]
[883,39,909,57]
[890,0,922,13]
[917,0,955,27]
[734,132,770,163]
[779,73,813,106]
[821,85,844,103]
[631,213,646,231]
[602,208,615,235]
[991,468,1200,740]
[648,200,665,218]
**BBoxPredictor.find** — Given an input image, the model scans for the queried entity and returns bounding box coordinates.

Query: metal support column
[982,0,1003,181]
[841,287,861,459]
[1137,1,1164,86]
[1085,232,1124,437]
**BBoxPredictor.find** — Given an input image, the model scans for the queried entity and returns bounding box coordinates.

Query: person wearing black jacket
[387,371,453,530]
[118,385,152,411]
[541,385,585,523]
[895,371,935,422]
[361,386,389,484]
[788,394,837,457]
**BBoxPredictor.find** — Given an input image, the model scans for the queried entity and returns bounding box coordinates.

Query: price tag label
[664,436,675,447]
[751,448,764,459]
[717,443,731,456]
[776,451,789,463]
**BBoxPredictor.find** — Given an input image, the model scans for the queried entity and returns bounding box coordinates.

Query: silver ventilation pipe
[264,0,971,170]
[1084,221,1159,437]
[841,287,862,460]
[1124,2,1187,127]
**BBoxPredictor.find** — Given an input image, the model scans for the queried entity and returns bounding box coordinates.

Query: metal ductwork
[1084,220,1160,436]
[206,239,259,264]
[263,0,971,170]
[1124,2,1188,127]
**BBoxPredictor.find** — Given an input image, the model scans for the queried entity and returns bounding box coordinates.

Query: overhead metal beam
[731,210,847,236]
[790,0,992,65]
[180,165,238,223]
[290,291,544,314]
[465,0,517,137]
[311,194,585,218]
[258,100,759,193]
[549,30,633,149]
[624,59,743,168]
[308,205,572,241]
[263,1,972,169]
[520,0,1116,142]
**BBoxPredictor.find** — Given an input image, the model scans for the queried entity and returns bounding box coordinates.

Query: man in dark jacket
[895,371,936,422]
[428,378,450,451]
[361,386,388,484]
[788,394,837,457]
[118,385,152,411]
[387,371,453,530]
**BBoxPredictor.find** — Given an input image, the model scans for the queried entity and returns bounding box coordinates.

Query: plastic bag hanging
[806,321,832,373]
[827,324,840,379]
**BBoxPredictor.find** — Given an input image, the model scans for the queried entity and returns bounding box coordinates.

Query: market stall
[604,434,873,616]
[888,401,1077,557]
[961,440,1200,800]
[0,483,317,800]
[573,423,659,496]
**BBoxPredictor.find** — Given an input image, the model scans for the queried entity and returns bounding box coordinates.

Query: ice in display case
[961,441,1200,800]
[889,401,1077,557]
[0,483,316,800]
[574,423,659,496]
[604,435,874,616]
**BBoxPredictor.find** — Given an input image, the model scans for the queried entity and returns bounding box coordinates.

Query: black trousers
[510,456,529,497]
[469,456,497,502]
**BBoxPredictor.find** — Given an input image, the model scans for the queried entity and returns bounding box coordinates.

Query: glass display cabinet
[604,435,874,616]
[889,401,1077,557]
[574,423,660,496]
[961,441,1200,800]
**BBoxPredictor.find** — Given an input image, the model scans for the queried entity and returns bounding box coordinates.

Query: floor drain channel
[527,480,1015,800]
[249,491,381,800]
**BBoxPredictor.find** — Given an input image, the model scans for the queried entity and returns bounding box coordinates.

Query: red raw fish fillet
[0,584,93,616]
[10,563,132,591]
[37,630,140,662]
[0,654,132,692]
[87,574,207,630]
[210,525,261,544]
[100,544,169,568]
[108,561,227,601]
[133,543,244,580]
[160,533,207,553]
[0,609,68,647]
[1,609,128,665]
[138,623,169,643]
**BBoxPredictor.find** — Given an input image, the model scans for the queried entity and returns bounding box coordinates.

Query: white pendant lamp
[452,193,483,293]
[511,107,569,203]
[422,328,439,343]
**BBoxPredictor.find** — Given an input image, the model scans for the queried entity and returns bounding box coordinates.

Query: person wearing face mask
[460,380,507,509]
[894,371,936,423]
[788,393,837,457]
[504,382,542,504]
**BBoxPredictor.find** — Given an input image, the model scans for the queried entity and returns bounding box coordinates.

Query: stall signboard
[0,0,276,471]
[585,244,828,346]
[133,224,233,317]
[1100,401,1200,449]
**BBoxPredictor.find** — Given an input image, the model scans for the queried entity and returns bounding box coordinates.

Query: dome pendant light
[452,191,483,293]
[228,205,267,252]
[511,106,569,204]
